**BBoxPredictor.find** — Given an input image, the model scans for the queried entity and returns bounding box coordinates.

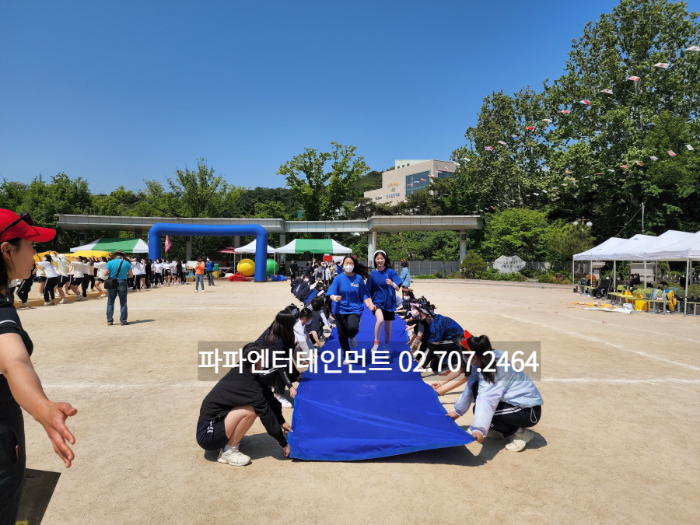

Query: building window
[437,170,453,179]
[405,171,431,196]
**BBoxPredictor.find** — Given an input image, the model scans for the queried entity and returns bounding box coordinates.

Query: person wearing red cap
[0,210,78,524]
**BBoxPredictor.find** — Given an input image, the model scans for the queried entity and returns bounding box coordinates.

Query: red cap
[459,329,473,351]
[0,209,56,243]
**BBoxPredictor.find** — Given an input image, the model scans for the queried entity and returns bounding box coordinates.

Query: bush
[479,270,527,282]
[413,274,437,279]
[460,252,487,278]
[537,272,572,285]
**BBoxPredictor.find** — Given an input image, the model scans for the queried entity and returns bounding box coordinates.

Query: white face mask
[343,264,354,273]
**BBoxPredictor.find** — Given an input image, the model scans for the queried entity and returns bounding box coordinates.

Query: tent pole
[685,259,690,316]
[572,258,575,284]
[644,260,647,289]
[613,260,616,291]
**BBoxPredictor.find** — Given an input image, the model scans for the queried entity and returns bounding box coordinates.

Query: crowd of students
[196,250,544,467]
[9,254,217,307]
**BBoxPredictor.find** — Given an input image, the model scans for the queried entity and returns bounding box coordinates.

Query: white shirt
[55,258,68,277]
[94,261,108,278]
[35,266,45,278]
[69,261,84,278]
[38,261,58,278]
[83,262,92,276]
[133,262,145,275]
[154,263,162,273]
[170,262,178,271]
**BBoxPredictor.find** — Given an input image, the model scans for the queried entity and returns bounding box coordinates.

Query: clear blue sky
[1,0,697,194]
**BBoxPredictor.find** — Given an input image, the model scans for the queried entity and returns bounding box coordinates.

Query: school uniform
[454,350,543,438]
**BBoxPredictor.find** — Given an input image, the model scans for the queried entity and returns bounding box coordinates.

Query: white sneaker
[370,343,379,352]
[505,428,535,452]
[44,301,50,306]
[275,395,293,409]
[75,295,83,301]
[350,337,358,348]
[21,302,28,308]
[217,446,251,466]
[59,298,67,304]
[194,290,198,293]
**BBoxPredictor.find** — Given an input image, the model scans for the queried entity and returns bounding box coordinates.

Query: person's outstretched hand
[446,411,459,421]
[289,387,297,399]
[467,429,484,443]
[281,422,293,433]
[36,401,77,467]
[283,444,291,457]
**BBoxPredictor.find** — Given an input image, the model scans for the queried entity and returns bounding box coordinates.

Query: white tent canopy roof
[235,240,277,254]
[590,234,655,261]
[573,237,626,261]
[612,230,693,261]
[644,230,700,261]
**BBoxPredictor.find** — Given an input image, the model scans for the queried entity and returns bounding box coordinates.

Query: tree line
[1,0,698,265]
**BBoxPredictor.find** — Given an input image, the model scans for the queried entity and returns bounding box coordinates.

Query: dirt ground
[14,278,700,524]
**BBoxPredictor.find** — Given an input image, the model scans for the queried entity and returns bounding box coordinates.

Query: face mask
[403,295,410,300]
[410,309,420,319]
[343,264,354,273]
[304,319,312,326]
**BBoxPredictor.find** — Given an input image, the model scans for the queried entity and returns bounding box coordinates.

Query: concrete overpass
[55,214,483,262]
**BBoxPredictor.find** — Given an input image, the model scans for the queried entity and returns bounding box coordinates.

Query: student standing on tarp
[366,250,402,353]
[0,210,77,524]
[327,255,376,358]
[196,342,292,467]
[445,334,543,453]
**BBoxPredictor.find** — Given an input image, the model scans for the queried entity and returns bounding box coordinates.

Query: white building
[363,159,459,205]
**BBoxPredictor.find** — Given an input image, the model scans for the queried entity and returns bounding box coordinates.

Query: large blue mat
[289,308,473,461]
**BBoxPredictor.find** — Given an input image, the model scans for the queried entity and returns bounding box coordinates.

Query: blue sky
[1,0,698,194]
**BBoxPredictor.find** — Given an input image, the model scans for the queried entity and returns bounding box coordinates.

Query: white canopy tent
[234,240,277,254]
[573,237,627,261]
[574,231,700,314]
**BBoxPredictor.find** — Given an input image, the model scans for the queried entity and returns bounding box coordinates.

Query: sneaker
[217,446,251,466]
[382,343,389,352]
[75,295,83,302]
[59,299,68,304]
[370,342,379,352]
[275,395,293,409]
[486,430,505,440]
[194,290,198,293]
[505,428,535,452]
[21,302,28,308]
[107,321,113,326]
[44,301,51,306]
[350,337,358,348]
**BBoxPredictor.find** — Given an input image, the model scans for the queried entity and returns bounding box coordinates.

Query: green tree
[479,208,552,261]
[277,142,369,221]
[460,252,487,277]
[546,221,596,262]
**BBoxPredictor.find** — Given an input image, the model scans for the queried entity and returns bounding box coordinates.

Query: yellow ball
[237,258,255,277]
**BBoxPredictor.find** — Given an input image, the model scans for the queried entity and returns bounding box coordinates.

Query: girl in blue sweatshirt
[327,255,376,357]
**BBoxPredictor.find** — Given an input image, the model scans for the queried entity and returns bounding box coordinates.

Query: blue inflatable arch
[148,223,269,282]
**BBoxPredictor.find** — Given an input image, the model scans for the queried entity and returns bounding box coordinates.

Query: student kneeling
[196,342,292,466]
[446,335,543,452]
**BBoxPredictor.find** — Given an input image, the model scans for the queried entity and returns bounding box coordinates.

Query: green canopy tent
[275,239,352,254]
[70,238,149,253]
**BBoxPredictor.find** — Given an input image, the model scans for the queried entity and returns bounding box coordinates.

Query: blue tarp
[289,308,473,461]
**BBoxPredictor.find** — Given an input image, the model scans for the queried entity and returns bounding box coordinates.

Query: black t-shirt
[199,367,287,447]
[0,297,34,420]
